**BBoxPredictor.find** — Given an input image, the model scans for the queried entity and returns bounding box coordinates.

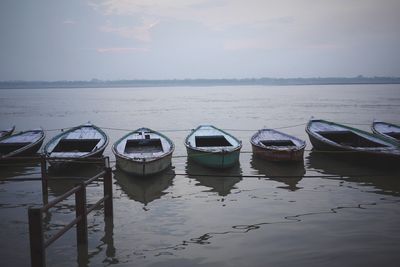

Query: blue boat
[185,125,242,169]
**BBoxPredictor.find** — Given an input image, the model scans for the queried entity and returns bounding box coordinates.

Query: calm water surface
[1,85,400,266]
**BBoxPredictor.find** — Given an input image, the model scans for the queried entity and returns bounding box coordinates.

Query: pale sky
[1,0,399,80]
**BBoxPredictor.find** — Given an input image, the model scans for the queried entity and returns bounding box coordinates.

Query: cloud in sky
[91,0,400,51]
[99,18,159,42]
[0,0,399,80]
[63,19,76,25]
[96,47,149,53]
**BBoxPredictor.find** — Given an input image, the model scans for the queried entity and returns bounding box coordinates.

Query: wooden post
[28,208,46,267]
[104,166,113,218]
[75,183,88,245]
[40,154,48,204]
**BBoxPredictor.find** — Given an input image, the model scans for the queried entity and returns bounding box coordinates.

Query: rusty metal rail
[17,155,114,267]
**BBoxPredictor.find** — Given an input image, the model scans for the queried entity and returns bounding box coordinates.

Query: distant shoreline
[1,77,400,89]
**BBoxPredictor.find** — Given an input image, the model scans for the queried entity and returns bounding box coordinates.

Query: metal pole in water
[104,166,113,218]
[40,154,48,204]
[75,183,88,245]
[28,208,46,267]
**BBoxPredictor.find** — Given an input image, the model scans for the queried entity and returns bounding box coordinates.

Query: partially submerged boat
[185,125,242,169]
[0,126,15,139]
[372,121,400,144]
[306,119,400,159]
[0,129,45,158]
[112,128,174,176]
[250,129,306,162]
[44,123,108,166]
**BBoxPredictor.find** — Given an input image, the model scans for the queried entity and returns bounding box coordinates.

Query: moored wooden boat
[0,126,15,139]
[185,125,242,169]
[0,128,45,158]
[250,129,306,162]
[306,119,400,159]
[44,123,108,167]
[372,121,400,144]
[112,127,174,176]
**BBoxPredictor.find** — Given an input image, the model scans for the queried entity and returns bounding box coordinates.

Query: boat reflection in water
[307,151,400,196]
[250,155,305,191]
[186,159,242,196]
[114,168,174,206]
[0,161,40,180]
[47,164,105,196]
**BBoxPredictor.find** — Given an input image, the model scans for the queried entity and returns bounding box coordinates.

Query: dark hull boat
[112,128,174,176]
[0,129,45,159]
[372,121,400,144]
[0,126,15,140]
[185,125,242,169]
[44,123,108,167]
[250,129,306,162]
[306,119,400,160]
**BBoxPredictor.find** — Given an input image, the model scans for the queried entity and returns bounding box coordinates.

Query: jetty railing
[18,155,113,267]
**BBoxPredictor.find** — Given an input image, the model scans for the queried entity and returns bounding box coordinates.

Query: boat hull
[44,123,109,170]
[0,130,45,159]
[47,147,107,170]
[251,144,304,162]
[306,120,400,161]
[372,122,400,144]
[115,153,173,176]
[186,146,240,169]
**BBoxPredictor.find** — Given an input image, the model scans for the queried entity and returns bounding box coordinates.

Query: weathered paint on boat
[112,128,174,176]
[372,121,400,144]
[250,129,306,162]
[185,125,242,169]
[0,128,45,158]
[306,119,400,159]
[0,126,15,140]
[44,123,108,167]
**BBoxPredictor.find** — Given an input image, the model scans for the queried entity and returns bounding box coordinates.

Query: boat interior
[53,139,101,152]
[0,142,31,154]
[317,130,388,148]
[385,132,400,140]
[195,135,233,147]
[124,139,163,154]
[260,140,297,147]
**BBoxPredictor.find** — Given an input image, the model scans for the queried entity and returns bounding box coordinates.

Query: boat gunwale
[0,125,16,139]
[306,119,400,153]
[44,123,109,158]
[372,121,400,144]
[184,125,242,154]
[112,127,175,163]
[250,128,306,151]
[0,128,45,158]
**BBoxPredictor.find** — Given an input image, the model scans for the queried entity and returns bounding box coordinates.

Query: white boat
[112,128,175,176]
[44,123,108,167]
[372,121,400,144]
[0,128,45,158]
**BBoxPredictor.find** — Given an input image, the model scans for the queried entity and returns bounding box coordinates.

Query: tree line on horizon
[1,76,400,89]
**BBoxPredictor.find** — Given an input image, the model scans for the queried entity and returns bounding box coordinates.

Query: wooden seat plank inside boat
[317,130,388,148]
